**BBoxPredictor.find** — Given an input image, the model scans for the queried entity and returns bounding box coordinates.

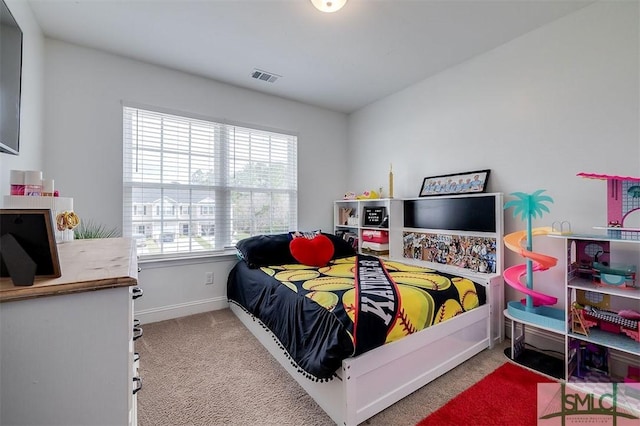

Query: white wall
[0,0,44,190]
[348,1,640,304]
[42,40,349,321]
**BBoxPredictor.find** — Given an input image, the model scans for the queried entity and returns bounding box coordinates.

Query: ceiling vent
[251,69,280,83]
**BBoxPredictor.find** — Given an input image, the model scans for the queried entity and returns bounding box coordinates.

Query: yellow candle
[389,163,394,198]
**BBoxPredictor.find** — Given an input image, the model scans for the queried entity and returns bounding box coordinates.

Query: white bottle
[9,170,25,195]
[42,178,55,196]
[24,170,43,196]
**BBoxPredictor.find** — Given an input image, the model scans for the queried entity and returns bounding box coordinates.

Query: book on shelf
[348,236,359,250]
[336,230,359,250]
[361,248,389,256]
[361,241,389,251]
[362,229,389,243]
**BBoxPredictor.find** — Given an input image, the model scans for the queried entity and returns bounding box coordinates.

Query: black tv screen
[0,0,23,155]
[404,196,497,233]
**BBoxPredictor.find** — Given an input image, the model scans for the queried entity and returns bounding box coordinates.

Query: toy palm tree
[504,190,554,310]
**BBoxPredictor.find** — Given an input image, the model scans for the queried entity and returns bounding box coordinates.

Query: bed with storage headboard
[227,193,504,425]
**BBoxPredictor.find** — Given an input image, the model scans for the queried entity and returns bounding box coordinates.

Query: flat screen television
[0,0,23,155]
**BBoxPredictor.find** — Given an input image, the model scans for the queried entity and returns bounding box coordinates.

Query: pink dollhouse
[578,172,640,241]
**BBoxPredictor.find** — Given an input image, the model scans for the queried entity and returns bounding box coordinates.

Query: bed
[227,193,504,425]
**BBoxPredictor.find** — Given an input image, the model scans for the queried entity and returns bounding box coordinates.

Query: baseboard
[135,297,229,324]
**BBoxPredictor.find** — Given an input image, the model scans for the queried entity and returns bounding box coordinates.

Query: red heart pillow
[289,234,335,267]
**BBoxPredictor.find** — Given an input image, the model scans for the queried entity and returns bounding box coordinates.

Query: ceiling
[27,0,594,113]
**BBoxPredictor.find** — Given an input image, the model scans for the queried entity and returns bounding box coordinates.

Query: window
[200,205,214,215]
[123,105,298,258]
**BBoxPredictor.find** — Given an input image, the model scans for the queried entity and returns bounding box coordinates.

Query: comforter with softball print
[226,254,486,381]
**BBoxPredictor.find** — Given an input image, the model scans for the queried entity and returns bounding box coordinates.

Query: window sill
[138,249,238,269]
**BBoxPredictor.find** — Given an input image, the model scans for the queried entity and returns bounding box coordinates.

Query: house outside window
[123,105,298,258]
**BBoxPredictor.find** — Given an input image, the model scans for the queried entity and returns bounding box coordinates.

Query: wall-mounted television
[0,0,23,155]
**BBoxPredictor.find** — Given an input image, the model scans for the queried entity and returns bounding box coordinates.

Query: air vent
[251,69,280,83]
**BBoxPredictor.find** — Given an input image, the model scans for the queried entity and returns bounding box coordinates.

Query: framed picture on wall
[419,169,490,197]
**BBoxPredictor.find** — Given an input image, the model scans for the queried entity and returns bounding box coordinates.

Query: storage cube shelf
[333,198,400,258]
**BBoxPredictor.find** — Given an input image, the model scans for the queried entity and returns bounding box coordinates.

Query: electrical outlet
[205,272,214,285]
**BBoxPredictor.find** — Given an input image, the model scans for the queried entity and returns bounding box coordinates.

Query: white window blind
[123,105,298,258]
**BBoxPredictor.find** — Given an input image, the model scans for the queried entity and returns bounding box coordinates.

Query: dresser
[0,238,140,426]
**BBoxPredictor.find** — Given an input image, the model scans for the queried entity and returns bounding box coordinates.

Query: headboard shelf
[333,193,504,277]
[391,193,504,277]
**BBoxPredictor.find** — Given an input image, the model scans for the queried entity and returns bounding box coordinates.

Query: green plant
[74,220,120,239]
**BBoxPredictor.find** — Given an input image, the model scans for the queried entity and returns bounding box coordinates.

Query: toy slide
[504,227,558,306]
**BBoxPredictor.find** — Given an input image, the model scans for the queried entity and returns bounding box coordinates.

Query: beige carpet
[136,309,509,426]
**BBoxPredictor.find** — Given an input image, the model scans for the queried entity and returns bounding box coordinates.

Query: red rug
[416,362,556,426]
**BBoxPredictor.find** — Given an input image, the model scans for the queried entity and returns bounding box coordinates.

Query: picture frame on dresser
[0,209,61,285]
[419,169,490,197]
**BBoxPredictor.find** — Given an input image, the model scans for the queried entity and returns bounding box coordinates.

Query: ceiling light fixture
[310,0,347,13]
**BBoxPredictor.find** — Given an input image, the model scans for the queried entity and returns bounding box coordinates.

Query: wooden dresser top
[0,238,138,302]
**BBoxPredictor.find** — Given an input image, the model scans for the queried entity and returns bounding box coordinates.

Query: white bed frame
[229,193,504,425]
[230,273,502,425]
